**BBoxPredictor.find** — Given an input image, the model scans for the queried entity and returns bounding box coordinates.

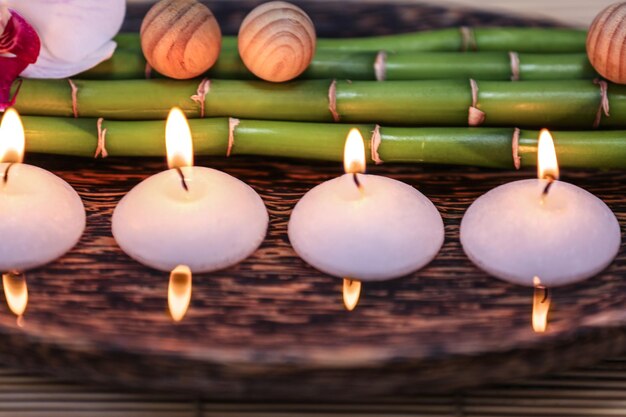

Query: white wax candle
[0,162,85,271]
[288,173,444,281]
[112,166,268,273]
[460,178,621,287]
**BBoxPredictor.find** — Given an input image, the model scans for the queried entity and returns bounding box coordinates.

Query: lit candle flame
[537,129,559,181]
[0,108,25,164]
[168,265,192,322]
[532,276,551,333]
[165,107,194,170]
[3,272,28,323]
[343,278,362,311]
[343,128,366,175]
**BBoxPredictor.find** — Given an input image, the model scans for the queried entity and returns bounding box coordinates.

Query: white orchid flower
[6,0,126,79]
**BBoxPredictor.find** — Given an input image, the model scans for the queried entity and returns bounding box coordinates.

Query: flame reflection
[343,278,362,311]
[3,272,28,325]
[168,265,192,322]
[532,276,551,333]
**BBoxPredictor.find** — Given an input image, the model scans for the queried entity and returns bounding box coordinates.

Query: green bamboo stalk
[13,79,626,129]
[114,28,588,53]
[20,116,626,169]
[80,48,596,81]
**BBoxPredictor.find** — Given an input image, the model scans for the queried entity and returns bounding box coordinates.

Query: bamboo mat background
[3,0,626,415]
[0,357,624,416]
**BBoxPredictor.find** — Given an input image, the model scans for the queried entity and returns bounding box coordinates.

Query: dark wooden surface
[122,1,563,34]
[1,155,623,400]
[0,1,624,402]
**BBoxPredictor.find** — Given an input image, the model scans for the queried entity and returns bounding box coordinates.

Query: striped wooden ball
[238,1,316,82]
[587,2,626,84]
[141,0,221,80]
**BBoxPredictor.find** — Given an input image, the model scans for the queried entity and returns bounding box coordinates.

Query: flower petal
[0,10,40,111]
[21,40,116,79]
[8,0,125,73]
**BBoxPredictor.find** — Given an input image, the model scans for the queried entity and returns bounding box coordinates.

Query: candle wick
[175,167,189,192]
[541,175,556,197]
[352,173,362,190]
[2,163,15,185]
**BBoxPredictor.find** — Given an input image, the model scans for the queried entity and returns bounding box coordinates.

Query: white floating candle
[461,129,621,287]
[289,128,444,281]
[0,109,85,272]
[112,108,268,273]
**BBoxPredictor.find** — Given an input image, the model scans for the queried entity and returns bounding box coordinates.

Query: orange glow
[343,128,366,174]
[165,107,194,170]
[532,276,551,333]
[168,265,192,322]
[0,108,25,164]
[3,272,28,319]
[343,278,362,311]
[537,129,559,181]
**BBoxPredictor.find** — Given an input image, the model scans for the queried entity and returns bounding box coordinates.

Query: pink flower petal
[0,10,40,111]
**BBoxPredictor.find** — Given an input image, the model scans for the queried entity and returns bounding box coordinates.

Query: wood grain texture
[0,154,623,400]
[586,2,626,84]
[1,1,624,402]
[141,0,222,79]
[123,1,564,34]
[238,1,316,82]
[127,0,617,28]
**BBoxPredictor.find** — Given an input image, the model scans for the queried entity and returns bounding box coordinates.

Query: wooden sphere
[238,1,316,82]
[587,2,626,84]
[141,0,221,80]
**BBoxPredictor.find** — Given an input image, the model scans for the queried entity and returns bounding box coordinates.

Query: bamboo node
[227,117,240,157]
[509,51,520,81]
[468,79,485,126]
[328,79,340,122]
[460,26,477,52]
[370,124,383,164]
[190,78,211,118]
[593,79,610,128]
[145,62,153,79]
[512,127,521,170]
[374,51,387,81]
[68,79,78,118]
[95,118,109,159]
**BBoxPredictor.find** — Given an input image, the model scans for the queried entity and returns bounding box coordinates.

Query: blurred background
[127,0,615,27]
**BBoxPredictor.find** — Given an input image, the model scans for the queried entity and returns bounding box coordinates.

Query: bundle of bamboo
[82,31,596,81]
[10,26,626,169]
